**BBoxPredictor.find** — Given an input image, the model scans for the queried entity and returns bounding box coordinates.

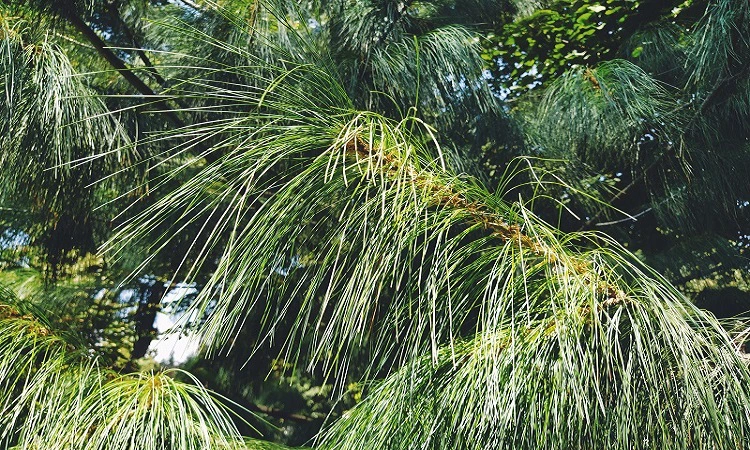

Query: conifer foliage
[1,0,750,449]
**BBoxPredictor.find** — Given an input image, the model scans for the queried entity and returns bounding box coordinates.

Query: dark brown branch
[109,6,168,88]
[63,10,223,163]
[62,11,185,130]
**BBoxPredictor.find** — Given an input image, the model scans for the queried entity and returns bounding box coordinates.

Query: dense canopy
[1,0,750,448]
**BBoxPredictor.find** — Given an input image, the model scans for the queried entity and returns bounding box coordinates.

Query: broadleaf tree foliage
[1,0,750,448]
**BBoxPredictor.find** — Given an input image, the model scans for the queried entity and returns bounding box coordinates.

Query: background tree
[482,0,750,316]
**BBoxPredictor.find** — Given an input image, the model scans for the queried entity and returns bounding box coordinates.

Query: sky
[147,284,201,365]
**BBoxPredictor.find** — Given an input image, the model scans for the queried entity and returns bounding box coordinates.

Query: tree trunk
[130,278,167,361]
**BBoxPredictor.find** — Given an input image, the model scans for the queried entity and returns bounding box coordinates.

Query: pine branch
[341,134,626,303]
[0,290,247,449]
[344,138,541,251]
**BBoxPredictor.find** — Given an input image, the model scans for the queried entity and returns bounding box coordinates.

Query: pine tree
[1,0,750,449]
